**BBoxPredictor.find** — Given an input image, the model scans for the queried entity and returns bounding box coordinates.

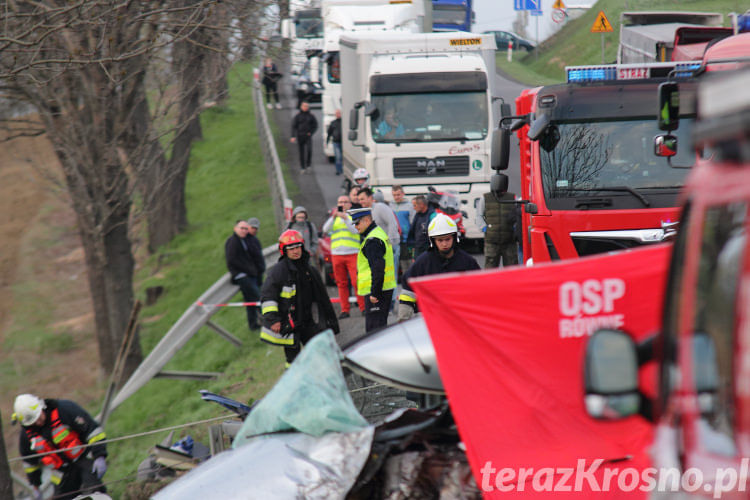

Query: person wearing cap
[322,196,365,318]
[260,230,339,366]
[348,207,396,332]
[286,206,318,256]
[225,219,265,330]
[398,213,480,322]
[13,394,107,500]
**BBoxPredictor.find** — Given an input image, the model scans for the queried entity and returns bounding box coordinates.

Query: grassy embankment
[101,63,299,498]
[496,0,745,86]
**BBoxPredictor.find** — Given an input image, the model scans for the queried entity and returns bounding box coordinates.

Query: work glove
[92,456,107,479]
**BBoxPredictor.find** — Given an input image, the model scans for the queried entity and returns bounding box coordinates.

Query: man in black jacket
[326,109,343,175]
[260,230,339,366]
[398,213,480,322]
[290,101,318,172]
[14,394,107,500]
[407,195,434,260]
[225,219,266,330]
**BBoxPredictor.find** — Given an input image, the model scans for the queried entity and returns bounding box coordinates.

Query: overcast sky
[472,0,597,42]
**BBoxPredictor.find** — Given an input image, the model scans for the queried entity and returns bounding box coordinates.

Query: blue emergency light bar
[566,62,702,83]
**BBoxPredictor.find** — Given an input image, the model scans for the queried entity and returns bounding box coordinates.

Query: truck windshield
[370,92,487,143]
[433,5,468,25]
[540,118,695,204]
[295,15,323,39]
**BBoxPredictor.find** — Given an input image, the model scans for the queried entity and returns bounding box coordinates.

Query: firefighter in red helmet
[260,230,339,366]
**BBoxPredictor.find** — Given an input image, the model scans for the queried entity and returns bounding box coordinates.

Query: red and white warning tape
[196,296,357,307]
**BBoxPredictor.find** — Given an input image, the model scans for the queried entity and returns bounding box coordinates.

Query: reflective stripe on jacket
[25,408,85,470]
[357,226,396,296]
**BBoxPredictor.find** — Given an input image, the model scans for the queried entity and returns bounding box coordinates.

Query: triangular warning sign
[590,10,613,33]
[552,0,565,9]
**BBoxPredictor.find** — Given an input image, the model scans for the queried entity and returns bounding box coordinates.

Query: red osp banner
[410,244,672,498]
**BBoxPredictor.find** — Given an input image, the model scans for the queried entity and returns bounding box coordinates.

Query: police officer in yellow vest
[322,196,365,318]
[348,207,396,332]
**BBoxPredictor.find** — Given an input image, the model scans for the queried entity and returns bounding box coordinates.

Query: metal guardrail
[253,71,293,231]
[104,246,277,417]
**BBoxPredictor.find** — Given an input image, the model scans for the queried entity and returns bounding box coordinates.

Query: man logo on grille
[417,159,445,175]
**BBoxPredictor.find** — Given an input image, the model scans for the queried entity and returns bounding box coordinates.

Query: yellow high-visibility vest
[357,226,396,295]
[330,216,360,252]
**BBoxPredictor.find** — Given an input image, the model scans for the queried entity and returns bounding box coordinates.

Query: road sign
[552,0,565,9]
[514,0,540,11]
[530,9,543,16]
[552,8,566,23]
[590,10,613,33]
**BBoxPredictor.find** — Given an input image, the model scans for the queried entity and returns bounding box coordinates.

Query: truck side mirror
[309,57,320,84]
[657,82,679,131]
[654,134,678,157]
[490,173,508,195]
[491,128,510,170]
[281,19,295,39]
[500,102,511,118]
[584,329,640,420]
[349,108,359,130]
[527,113,550,141]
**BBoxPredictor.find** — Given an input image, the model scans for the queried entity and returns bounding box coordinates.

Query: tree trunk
[0,412,12,500]
[57,139,142,379]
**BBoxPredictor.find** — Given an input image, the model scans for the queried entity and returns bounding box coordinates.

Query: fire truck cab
[492,61,703,265]
[583,68,750,496]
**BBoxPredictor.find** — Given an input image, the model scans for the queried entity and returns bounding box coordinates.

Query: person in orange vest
[13,394,107,500]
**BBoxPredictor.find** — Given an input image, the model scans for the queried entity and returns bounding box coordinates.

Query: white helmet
[13,394,45,426]
[353,168,370,186]
[428,213,459,242]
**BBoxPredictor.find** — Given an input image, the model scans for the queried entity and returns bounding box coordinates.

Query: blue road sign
[530,9,543,16]
[515,0,541,10]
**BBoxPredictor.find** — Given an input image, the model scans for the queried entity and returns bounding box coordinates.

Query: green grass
[504,0,746,85]
[105,62,288,497]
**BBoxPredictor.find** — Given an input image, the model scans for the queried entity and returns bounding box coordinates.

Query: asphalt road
[268,67,529,347]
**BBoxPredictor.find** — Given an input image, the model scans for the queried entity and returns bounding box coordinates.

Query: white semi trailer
[340,31,497,239]
[320,0,431,159]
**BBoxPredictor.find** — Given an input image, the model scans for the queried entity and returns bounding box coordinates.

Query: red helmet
[278,229,305,255]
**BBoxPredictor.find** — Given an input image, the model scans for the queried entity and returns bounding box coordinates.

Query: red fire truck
[583,67,750,497]
[492,61,702,264]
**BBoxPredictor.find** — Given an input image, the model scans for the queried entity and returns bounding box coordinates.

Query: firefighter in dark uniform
[13,394,107,500]
[398,213,480,322]
[481,191,519,268]
[260,229,339,367]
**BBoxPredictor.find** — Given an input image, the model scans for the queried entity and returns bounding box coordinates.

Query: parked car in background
[483,30,535,51]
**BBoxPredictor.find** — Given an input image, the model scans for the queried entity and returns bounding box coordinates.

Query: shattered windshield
[540,118,695,201]
[370,92,488,143]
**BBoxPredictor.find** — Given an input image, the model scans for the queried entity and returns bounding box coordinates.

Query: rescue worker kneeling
[398,213,480,322]
[260,229,339,366]
[14,394,108,500]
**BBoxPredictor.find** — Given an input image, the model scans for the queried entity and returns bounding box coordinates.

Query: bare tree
[0,1,248,377]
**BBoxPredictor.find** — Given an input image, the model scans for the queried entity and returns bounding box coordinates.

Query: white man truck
[321,0,431,159]
[281,1,324,90]
[340,31,497,239]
